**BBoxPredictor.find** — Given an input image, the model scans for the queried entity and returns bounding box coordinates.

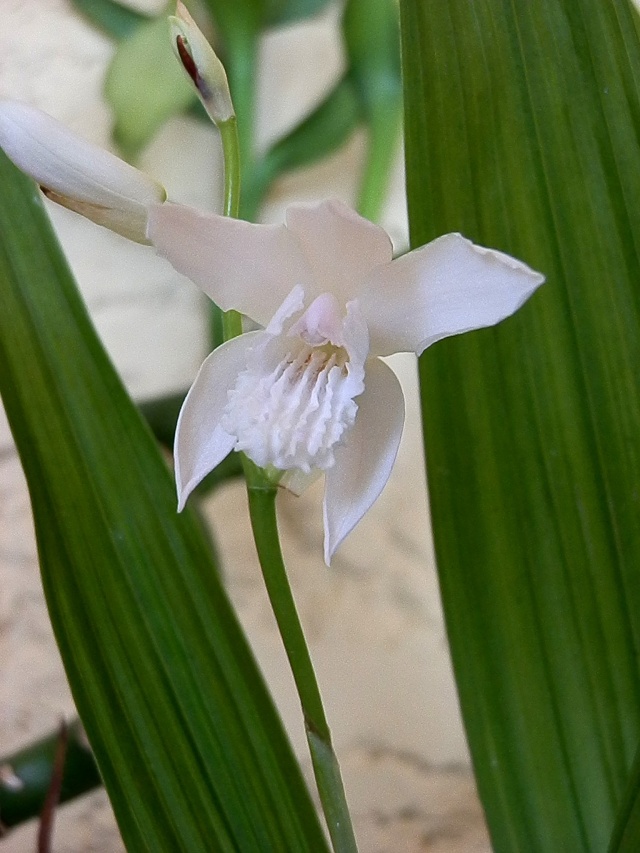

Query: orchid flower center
[221,291,368,474]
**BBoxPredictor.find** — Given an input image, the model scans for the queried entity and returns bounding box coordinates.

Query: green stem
[244,464,358,853]
[0,720,101,832]
[214,34,356,850]
[355,104,402,222]
[217,115,243,342]
[209,302,225,350]
[219,116,241,219]
[220,25,260,223]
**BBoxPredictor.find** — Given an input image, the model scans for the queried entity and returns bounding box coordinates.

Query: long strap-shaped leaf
[610,745,640,851]
[0,153,328,852]
[401,0,640,849]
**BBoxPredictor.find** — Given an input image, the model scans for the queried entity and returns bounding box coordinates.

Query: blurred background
[0,1,489,849]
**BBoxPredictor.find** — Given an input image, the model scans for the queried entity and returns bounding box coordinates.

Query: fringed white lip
[223,341,361,473]
[222,290,367,473]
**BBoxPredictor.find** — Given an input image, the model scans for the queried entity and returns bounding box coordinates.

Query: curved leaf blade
[609,745,640,851]
[342,0,402,219]
[105,16,195,154]
[0,153,328,852]
[259,75,361,172]
[401,0,640,849]
[70,0,148,40]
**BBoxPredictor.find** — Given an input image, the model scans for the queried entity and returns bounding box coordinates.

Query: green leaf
[241,74,362,219]
[342,0,402,220]
[137,390,187,450]
[105,15,195,154]
[203,0,330,31]
[266,75,361,176]
[70,0,148,40]
[609,745,640,851]
[401,0,640,849]
[0,721,101,829]
[0,153,328,851]
[263,0,332,26]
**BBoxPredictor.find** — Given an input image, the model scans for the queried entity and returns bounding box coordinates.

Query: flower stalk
[218,115,243,341]
[204,22,357,843]
[245,464,358,853]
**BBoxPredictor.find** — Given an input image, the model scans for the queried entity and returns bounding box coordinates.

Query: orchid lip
[221,291,367,475]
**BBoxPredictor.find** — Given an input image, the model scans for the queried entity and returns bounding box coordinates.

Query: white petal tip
[0,99,165,242]
[323,531,342,566]
[470,238,545,284]
[322,358,405,562]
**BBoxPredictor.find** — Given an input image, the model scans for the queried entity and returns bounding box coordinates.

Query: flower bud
[169,2,235,126]
[0,100,166,243]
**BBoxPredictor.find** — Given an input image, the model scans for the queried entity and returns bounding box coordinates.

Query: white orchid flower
[147,200,544,563]
[0,100,544,563]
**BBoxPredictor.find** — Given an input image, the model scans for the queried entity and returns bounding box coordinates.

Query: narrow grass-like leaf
[263,0,331,26]
[609,746,640,851]
[240,74,362,219]
[263,75,361,177]
[137,390,187,450]
[105,16,195,154]
[0,153,328,852]
[401,0,640,849]
[342,0,402,220]
[70,0,148,40]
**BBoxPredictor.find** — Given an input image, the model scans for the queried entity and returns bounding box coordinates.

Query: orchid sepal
[0,100,166,243]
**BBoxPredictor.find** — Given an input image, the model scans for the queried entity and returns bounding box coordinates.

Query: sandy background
[0,1,490,849]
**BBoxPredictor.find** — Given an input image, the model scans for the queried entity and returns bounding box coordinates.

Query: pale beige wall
[0,2,488,849]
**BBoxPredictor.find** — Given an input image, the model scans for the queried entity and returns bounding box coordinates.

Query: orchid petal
[0,100,165,243]
[285,200,393,303]
[147,203,312,326]
[265,285,305,335]
[323,357,405,564]
[359,233,545,356]
[175,331,263,508]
